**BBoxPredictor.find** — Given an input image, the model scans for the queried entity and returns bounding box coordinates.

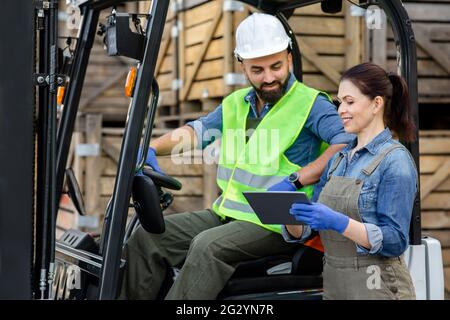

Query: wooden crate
[137,1,179,130]
[174,1,363,102]
[419,130,450,294]
[380,0,450,103]
[99,127,219,217]
[291,2,363,96]
[56,114,104,234]
[79,43,132,122]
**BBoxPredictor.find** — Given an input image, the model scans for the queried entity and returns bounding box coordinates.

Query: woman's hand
[289,202,349,233]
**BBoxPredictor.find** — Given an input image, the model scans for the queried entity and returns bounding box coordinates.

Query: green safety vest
[212,80,330,233]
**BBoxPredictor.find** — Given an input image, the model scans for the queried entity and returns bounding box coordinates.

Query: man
[119,13,352,300]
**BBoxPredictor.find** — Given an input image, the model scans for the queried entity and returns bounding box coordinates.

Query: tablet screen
[243,191,311,225]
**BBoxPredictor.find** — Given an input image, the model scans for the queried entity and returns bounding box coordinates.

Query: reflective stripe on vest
[217,166,285,189]
[212,81,330,234]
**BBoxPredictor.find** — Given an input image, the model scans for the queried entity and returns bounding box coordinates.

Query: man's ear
[239,61,245,73]
[240,62,249,81]
[288,52,293,72]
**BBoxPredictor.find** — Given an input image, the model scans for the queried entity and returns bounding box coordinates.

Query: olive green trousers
[119,209,298,300]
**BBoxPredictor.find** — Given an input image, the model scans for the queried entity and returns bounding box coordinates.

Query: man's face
[241,50,292,104]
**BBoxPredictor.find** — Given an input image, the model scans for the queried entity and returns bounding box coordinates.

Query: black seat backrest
[132,175,165,234]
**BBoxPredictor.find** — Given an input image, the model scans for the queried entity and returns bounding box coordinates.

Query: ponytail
[341,62,416,142]
[386,73,416,142]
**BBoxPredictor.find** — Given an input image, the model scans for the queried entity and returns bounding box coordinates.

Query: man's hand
[267,177,296,191]
[289,202,349,233]
[285,225,303,239]
[138,146,163,173]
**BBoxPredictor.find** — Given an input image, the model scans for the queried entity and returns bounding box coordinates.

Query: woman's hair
[341,62,416,142]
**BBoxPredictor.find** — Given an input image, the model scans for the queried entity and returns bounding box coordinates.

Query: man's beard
[251,76,290,105]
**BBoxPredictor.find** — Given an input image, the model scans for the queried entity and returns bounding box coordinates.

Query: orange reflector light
[57,86,65,105]
[125,67,137,97]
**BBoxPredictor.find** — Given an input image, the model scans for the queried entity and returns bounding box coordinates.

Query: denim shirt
[310,128,418,257]
[186,73,352,168]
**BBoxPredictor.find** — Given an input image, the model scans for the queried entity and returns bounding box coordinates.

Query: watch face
[288,172,298,183]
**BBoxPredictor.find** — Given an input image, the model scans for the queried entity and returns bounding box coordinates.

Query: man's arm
[283,94,351,240]
[150,104,223,156]
[150,125,197,156]
[296,143,346,186]
[285,144,345,240]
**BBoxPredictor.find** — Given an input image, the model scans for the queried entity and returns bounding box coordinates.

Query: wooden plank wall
[57,114,104,234]
[149,1,179,130]
[419,130,450,293]
[59,1,450,122]
[290,2,363,96]
[384,0,450,103]
[153,0,247,131]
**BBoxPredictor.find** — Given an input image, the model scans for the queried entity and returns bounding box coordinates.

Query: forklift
[0,0,445,300]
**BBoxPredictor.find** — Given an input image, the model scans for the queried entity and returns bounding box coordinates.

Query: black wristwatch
[288,172,304,189]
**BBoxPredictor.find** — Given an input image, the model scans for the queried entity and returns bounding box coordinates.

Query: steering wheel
[142,167,182,190]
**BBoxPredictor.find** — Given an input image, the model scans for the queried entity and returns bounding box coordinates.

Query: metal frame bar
[377,0,421,244]
[98,0,170,299]
[46,0,59,298]
[35,0,59,299]
[56,6,99,213]
[35,6,49,297]
[276,11,303,82]
[238,0,323,13]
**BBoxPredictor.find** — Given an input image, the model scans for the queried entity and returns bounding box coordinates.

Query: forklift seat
[156,244,324,300]
[218,244,323,299]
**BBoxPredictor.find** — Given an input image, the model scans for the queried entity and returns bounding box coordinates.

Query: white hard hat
[234,13,291,60]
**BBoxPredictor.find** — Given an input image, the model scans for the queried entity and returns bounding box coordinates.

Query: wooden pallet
[291,2,362,96]
[159,0,247,108]
[56,114,104,233]
[419,130,450,294]
[383,0,450,103]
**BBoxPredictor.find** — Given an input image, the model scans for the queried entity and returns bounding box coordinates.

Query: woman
[289,62,417,299]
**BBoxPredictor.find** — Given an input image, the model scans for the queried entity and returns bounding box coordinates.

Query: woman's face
[337,80,379,135]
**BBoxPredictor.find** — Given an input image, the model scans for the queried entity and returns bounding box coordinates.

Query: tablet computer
[243,191,311,225]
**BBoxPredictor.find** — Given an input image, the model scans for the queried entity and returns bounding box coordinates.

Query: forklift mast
[0,0,35,299]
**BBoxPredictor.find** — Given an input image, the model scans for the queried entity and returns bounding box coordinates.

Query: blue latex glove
[289,202,349,233]
[267,177,296,192]
[137,146,163,173]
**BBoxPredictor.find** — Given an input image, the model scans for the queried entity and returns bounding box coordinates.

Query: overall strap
[361,144,404,176]
[327,153,345,179]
